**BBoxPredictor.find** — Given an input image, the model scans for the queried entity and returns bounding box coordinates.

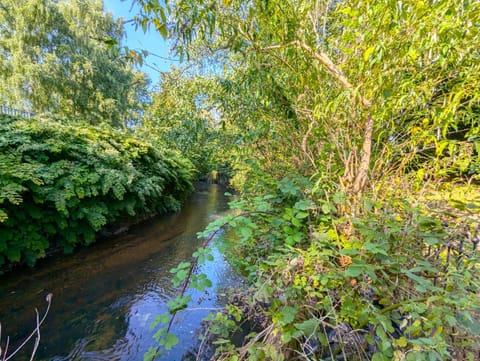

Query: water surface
[0,184,240,360]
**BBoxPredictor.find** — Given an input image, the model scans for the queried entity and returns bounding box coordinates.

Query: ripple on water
[0,185,241,361]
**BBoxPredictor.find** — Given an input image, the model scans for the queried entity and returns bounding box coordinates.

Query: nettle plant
[149,176,479,361]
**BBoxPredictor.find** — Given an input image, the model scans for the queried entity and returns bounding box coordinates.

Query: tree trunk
[351,113,373,195]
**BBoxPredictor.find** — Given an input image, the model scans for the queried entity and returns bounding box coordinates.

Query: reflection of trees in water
[0,185,230,360]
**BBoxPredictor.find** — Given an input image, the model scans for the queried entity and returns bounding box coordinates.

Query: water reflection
[0,184,241,361]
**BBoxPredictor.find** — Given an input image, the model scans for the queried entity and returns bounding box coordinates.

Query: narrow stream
[0,183,241,361]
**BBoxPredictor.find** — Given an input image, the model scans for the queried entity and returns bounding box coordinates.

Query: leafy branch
[146,210,274,359]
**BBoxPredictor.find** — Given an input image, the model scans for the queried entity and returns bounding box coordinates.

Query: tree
[143,68,234,178]
[0,0,148,127]
[137,0,479,197]
[0,114,194,267]
[137,1,480,359]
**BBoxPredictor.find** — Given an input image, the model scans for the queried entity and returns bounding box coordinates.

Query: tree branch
[261,40,374,196]
[260,41,371,109]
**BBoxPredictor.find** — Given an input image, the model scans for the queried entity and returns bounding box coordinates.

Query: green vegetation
[1,0,479,359]
[0,115,193,268]
[0,0,148,126]
[139,0,480,360]
[142,69,234,178]
[0,0,196,271]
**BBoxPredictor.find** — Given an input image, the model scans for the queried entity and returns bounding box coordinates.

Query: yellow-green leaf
[363,46,375,61]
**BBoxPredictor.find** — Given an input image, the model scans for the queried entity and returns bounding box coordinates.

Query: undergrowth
[151,175,480,361]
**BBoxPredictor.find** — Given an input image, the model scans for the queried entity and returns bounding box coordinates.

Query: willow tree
[137,0,479,200]
[0,0,148,126]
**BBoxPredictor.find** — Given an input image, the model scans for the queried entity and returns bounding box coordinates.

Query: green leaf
[103,37,117,46]
[277,306,297,326]
[383,88,392,99]
[144,346,159,361]
[191,273,212,291]
[294,318,317,336]
[285,232,302,245]
[167,295,191,313]
[321,203,332,214]
[6,247,21,262]
[291,217,301,227]
[158,23,168,38]
[296,211,308,219]
[171,261,191,273]
[364,242,389,256]
[150,313,169,329]
[404,271,433,293]
[239,226,252,238]
[159,7,167,23]
[396,336,408,347]
[162,333,179,350]
[294,200,314,210]
[345,264,364,277]
[172,269,188,287]
[372,352,388,361]
[0,209,8,222]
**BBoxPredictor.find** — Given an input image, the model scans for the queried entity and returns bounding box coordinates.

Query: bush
[196,176,480,361]
[0,115,194,268]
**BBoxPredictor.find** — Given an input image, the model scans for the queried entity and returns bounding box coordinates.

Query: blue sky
[103,0,178,85]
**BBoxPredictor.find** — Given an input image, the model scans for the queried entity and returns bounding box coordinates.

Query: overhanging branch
[261,41,371,110]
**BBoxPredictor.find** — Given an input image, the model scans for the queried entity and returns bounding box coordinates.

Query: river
[0,183,241,361]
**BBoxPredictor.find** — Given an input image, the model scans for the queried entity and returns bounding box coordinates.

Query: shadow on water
[0,184,242,361]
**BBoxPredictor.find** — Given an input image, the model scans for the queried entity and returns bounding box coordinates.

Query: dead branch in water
[0,293,52,361]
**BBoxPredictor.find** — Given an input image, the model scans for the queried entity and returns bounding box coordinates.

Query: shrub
[189,176,480,361]
[0,115,194,268]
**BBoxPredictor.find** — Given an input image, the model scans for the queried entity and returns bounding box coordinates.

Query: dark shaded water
[0,184,241,360]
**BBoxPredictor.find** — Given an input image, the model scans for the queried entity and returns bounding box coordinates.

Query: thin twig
[4,293,52,361]
[153,211,274,360]
[29,310,41,361]
[2,336,9,361]
[237,323,275,360]
[167,210,274,334]
[195,326,210,361]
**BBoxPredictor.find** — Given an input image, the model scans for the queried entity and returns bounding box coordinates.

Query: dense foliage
[139,0,480,360]
[142,69,235,179]
[0,0,148,127]
[139,0,480,192]
[0,115,194,268]
[208,177,480,361]
[0,0,478,359]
